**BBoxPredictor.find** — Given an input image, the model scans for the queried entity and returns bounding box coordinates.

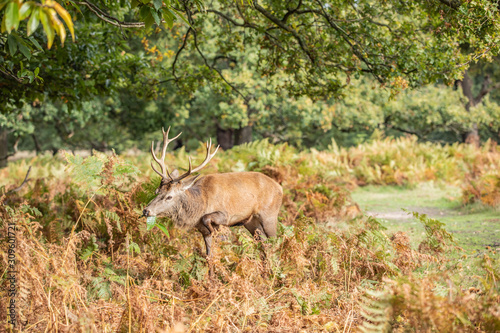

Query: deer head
[142,127,219,218]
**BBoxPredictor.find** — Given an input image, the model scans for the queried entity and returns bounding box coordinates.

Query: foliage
[4,0,500,97]
[462,140,500,207]
[3,0,500,167]
[0,0,183,159]
[360,260,500,332]
[157,0,500,100]
[0,0,196,68]
[1,0,75,50]
[405,210,456,254]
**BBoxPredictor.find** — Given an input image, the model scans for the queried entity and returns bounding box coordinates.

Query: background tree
[3,0,500,166]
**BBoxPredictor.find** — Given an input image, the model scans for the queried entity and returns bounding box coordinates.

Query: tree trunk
[234,125,253,146]
[32,134,42,155]
[460,71,481,146]
[0,127,8,168]
[216,126,234,150]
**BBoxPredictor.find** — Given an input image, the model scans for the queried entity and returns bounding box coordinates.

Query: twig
[63,184,103,258]
[24,318,48,332]
[187,294,223,333]
[6,166,32,194]
[172,27,192,80]
[76,1,145,28]
[125,233,132,333]
[0,66,23,83]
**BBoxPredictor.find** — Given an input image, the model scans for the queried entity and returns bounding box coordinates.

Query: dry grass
[1,137,499,332]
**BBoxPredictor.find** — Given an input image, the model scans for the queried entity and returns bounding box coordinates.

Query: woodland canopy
[1,0,500,165]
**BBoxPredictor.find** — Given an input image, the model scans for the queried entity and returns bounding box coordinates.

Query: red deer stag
[142,127,283,257]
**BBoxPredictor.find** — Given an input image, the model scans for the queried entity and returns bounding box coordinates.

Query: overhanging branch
[253,1,316,64]
[76,1,145,28]
[185,4,250,102]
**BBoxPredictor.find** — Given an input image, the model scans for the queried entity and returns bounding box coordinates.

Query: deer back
[199,172,282,225]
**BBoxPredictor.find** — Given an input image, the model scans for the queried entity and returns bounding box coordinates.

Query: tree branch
[282,0,302,23]
[172,27,192,80]
[388,125,423,139]
[195,8,285,51]
[0,66,23,83]
[6,166,32,194]
[76,1,145,28]
[436,0,461,10]
[314,0,384,83]
[205,9,246,27]
[185,4,250,102]
[473,74,500,105]
[253,1,316,64]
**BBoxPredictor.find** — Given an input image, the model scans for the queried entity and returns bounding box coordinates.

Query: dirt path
[366,206,455,221]
[352,183,500,251]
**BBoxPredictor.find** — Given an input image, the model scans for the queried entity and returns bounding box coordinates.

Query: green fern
[405,210,455,252]
[359,289,392,333]
[89,277,112,300]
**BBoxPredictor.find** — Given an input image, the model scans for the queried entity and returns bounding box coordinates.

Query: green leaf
[5,2,20,33]
[168,7,190,27]
[7,34,18,56]
[139,5,150,19]
[146,216,156,230]
[150,8,161,26]
[153,0,162,10]
[130,0,140,9]
[144,13,155,29]
[66,0,83,15]
[161,8,173,28]
[39,9,55,49]
[19,1,33,20]
[129,241,141,254]
[34,66,39,76]
[18,42,31,60]
[29,36,43,51]
[139,6,154,29]
[27,8,39,36]
[156,221,170,238]
[0,1,9,12]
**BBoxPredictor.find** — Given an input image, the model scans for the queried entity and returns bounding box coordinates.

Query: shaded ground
[352,182,500,252]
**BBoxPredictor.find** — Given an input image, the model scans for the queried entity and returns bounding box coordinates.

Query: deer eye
[166,196,172,200]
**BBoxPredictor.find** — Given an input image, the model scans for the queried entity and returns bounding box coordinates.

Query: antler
[173,138,220,182]
[150,127,182,180]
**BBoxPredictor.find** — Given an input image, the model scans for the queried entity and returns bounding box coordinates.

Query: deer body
[142,128,283,257]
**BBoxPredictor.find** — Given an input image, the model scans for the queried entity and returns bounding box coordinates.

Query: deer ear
[170,169,180,178]
[181,174,201,190]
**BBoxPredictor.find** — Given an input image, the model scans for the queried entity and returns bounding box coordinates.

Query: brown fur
[144,171,283,256]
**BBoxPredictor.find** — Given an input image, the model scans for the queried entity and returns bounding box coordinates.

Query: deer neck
[168,186,205,229]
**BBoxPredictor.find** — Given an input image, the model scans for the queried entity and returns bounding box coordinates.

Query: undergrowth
[0,137,499,332]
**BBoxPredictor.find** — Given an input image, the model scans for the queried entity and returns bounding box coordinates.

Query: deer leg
[245,215,275,275]
[196,224,212,257]
[244,215,266,240]
[201,211,228,235]
[202,216,215,234]
[258,211,278,238]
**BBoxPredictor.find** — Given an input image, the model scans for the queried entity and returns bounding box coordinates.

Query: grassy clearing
[353,183,500,251]
[353,183,500,294]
